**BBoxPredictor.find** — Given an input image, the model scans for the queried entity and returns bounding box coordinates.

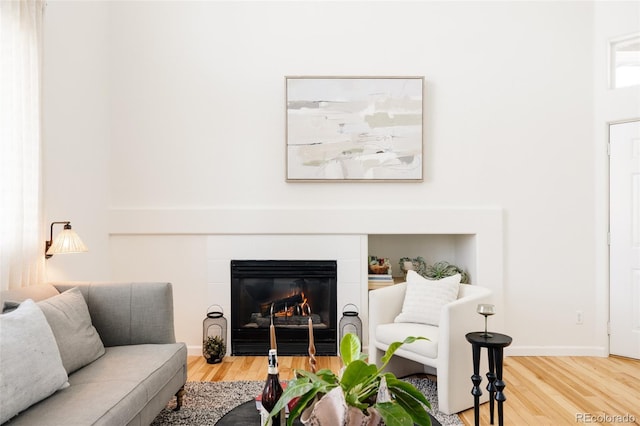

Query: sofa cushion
[52,282,177,347]
[38,287,106,374]
[4,343,187,426]
[0,299,69,424]
[394,271,460,326]
[376,322,440,359]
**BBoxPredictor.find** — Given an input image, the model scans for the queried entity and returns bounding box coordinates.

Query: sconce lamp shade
[45,222,88,258]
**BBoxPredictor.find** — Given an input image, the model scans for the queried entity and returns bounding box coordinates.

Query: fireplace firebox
[230,260,337,356]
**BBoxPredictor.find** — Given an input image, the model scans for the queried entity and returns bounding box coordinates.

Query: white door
[610,119,640,359]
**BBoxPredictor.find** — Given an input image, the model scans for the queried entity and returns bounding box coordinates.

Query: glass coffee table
[215,400,442,425]
[216,401,302,425]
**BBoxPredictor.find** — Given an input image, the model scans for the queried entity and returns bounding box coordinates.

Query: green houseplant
[424,261,469,284]
[398,256,427,277]
[400,258,469,284]
[267,333,431,426]
[202,335,226,364]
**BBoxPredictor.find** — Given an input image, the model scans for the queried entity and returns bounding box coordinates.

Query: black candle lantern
[203,305,227,363]
[339,304,362,343]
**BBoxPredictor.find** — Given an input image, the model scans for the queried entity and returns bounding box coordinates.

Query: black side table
[465,332,512,426]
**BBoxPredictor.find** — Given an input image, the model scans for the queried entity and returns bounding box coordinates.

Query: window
[610,33,640,89]
[0,0,45,289]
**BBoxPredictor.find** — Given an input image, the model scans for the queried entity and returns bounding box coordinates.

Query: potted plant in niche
[424,261,469,283]
[398,256,427,277]
[399,258,469,284]
[203,335,226,364]
[266,333,432,426]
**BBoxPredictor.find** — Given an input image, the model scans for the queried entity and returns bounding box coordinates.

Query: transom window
[610,33,640,89]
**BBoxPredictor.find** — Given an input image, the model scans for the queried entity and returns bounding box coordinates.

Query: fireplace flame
[301,297,311,316]
[270,291,312,318]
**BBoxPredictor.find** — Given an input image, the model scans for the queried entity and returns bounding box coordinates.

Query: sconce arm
[45,221,71,258]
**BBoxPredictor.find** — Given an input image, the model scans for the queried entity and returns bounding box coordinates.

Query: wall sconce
[45,221,88,259]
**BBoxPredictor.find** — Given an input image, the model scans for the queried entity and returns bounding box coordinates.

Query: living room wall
[42,1,638,355]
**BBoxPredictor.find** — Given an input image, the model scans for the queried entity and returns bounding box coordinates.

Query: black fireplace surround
[231,260,337,356]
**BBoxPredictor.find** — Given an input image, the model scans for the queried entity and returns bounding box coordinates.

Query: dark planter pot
[205,355,223,364]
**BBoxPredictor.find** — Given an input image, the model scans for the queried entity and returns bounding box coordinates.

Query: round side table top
[465,332,513,348]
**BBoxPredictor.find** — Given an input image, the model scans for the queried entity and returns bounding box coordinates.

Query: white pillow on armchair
[394,270,461,326]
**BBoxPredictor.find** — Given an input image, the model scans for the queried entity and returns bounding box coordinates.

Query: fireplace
[230,260,337,356]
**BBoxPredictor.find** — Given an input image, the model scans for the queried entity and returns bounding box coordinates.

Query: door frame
[607,117,640,356]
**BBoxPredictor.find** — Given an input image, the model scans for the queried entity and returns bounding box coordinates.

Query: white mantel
[109,207,504,355]
[109,206,502,237]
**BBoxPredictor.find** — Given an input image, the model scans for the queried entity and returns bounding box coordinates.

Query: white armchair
[368,281,493,415]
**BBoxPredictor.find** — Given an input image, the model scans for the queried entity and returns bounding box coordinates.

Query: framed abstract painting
[286,76,424,182]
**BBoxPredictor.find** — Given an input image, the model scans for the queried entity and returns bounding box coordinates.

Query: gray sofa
[0,282,187,426]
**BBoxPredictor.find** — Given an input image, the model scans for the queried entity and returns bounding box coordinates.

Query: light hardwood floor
[187,355,640,425]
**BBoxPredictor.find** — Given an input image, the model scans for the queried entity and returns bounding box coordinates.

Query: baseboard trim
[187,345,610,358]
[506,345,608,357]
[188,345,203,357]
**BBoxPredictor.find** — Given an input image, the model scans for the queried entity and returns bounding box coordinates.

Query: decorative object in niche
[399,256,427,277]
[286,76,424,182]
[425,261,469,284]
[399,258,469,283]
[368,256,392,275]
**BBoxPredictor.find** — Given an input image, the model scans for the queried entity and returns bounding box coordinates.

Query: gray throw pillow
[38,287,106,374]
[0,299,69,424]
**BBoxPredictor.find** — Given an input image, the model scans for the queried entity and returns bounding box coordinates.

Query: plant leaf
[296,369,337,386]
[375,401,414,426]
[339,333,361,366]
[268,369,342,426]
[286,383,337,426]
[339,360,378,393]
[314,368,338,383]
[344,389,368,410]
[390,391,432,426]
[266,380,314,422]
[385,376,431,408]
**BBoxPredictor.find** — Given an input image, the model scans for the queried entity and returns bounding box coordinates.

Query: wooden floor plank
[186,354,640,425]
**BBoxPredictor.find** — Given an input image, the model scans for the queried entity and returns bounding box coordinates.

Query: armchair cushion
[376,322,439,359]
[394,271,461,326]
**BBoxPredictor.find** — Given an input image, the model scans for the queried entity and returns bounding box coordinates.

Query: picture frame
[285,76,424,182]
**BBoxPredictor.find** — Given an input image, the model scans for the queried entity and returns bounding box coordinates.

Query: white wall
[42,0,111,282]
[42,1,638,355]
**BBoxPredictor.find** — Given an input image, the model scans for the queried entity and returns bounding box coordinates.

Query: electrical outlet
[576,310,583,325]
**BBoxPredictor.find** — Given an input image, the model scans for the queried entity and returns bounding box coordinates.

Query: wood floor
[187,354,640,425]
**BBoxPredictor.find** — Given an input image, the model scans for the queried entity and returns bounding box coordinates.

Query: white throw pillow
[38,287,105,374]
[394,270,461,326]
[0,299,69,424]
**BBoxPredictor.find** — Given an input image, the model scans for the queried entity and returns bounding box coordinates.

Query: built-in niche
[367,234,477,282]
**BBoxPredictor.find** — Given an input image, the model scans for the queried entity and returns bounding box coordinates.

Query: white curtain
[0,0,45,290]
